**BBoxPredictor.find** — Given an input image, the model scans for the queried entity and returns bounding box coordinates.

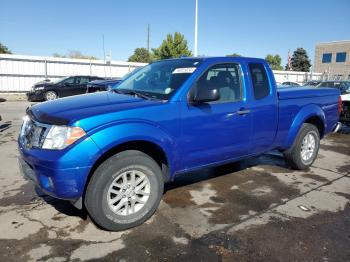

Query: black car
[302,81,321,86]
[281,81,301,86]
[316,81,350,127]
[27,75,105,101]
[86,78,122,93]
[316,80,350,89]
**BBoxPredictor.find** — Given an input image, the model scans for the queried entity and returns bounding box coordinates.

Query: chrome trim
[19,116,52,149]
[332,122,342,133]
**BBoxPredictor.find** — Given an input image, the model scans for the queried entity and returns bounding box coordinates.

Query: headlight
[35,87,45,91]
[42,125,86,150]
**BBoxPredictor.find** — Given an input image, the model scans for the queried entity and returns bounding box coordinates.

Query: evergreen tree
[290,48,311,72]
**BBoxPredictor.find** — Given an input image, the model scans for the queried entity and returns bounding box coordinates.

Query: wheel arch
[80,137,172,207]
[283,104,326,149]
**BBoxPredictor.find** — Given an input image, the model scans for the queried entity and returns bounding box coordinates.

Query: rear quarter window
[248,63,270,99]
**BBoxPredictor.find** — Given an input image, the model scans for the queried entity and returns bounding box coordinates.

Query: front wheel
[85,150,164,231]
[283,123,320,170]
[45,91,58,101]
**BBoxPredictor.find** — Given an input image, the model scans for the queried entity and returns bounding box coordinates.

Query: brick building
[314,40,350,80]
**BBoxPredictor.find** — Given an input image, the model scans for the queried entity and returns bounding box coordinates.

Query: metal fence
[0,54,146,92]
[1,54,325,92]
[273,70,322,84]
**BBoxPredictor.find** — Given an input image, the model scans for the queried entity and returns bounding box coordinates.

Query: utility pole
[194,0,198,57]
[147,24,150,53]
[102,34,106,77]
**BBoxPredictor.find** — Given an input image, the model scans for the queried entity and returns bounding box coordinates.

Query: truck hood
[28,91,160,125]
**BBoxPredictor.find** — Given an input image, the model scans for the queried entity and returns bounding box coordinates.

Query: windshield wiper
[113,89,154,100]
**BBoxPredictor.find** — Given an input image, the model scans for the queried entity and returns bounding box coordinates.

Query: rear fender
[283,104,325,149]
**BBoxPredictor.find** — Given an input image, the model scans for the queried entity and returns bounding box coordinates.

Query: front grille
[20,117,50,149]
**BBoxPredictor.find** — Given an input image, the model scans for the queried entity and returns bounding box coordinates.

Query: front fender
[283,104,325,149]
[88,121,177,174]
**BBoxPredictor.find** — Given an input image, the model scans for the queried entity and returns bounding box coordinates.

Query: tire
[283,123,320,170]
[85,150,164,231]
[45,91,58,101]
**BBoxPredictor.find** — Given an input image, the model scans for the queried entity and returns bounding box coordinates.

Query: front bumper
[26,91,44,101]
[18,136,102,201]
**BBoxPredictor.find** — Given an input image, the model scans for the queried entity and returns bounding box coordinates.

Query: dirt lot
[0,101,349,262]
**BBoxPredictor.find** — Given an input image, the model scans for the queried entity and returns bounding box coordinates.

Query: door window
[249,63,270,100]
[61,77,75,85]
[193,63,243,103]
[77,77,90,85]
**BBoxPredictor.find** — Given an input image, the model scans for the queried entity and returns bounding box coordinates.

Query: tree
[52,50,97,60]
[226,53,242,57]
[152,32,192,60]
[265,54,283,70]
[52,53,66,58]
[0,42,12,54]
[290,48,311,72]
[128,48,151,63]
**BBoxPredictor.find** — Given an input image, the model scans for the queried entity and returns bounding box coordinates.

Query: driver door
[59,76,76,97]
[73,76,90,95]
[179,63,252,170]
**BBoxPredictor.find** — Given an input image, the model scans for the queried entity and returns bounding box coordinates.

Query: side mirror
[192,88,220,104]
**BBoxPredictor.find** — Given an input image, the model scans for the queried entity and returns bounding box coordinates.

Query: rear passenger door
[248,63,278,154]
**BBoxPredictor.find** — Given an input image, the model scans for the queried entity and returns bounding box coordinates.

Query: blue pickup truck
[18,57,341,231]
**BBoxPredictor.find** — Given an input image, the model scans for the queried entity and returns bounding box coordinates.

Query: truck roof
[157,56,267,64]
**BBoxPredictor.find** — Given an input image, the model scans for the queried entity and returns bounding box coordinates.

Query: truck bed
[278,86,339,100]
[275,87,340,149]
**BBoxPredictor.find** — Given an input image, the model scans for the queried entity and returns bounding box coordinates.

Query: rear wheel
[45,91,58,101]
[284,123,320,170]
[85,150,164,231]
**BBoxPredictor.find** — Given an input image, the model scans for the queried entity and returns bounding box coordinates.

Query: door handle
[237,109,251,115]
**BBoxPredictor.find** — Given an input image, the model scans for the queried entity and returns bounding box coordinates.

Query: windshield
[115,58,202,100]
[52,77,69,84]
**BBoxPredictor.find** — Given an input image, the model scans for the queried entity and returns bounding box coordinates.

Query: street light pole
[194,0,198,57]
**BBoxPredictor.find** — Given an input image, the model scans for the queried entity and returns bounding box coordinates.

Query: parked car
[281,81,301,86]
[19,57,341,231]
[316,81,350,126]
[26,75,105,101]
[302,81,320,86]
[87,78,122,93]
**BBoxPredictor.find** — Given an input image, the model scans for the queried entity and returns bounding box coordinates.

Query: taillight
[338,96,342,115]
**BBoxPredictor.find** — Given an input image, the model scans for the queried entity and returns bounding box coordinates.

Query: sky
[1,0,349,66]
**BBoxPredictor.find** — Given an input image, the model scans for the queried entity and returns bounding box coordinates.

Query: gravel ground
[0,101,349,262]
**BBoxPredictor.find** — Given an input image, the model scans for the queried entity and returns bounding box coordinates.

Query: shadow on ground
[0,121,12,133]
